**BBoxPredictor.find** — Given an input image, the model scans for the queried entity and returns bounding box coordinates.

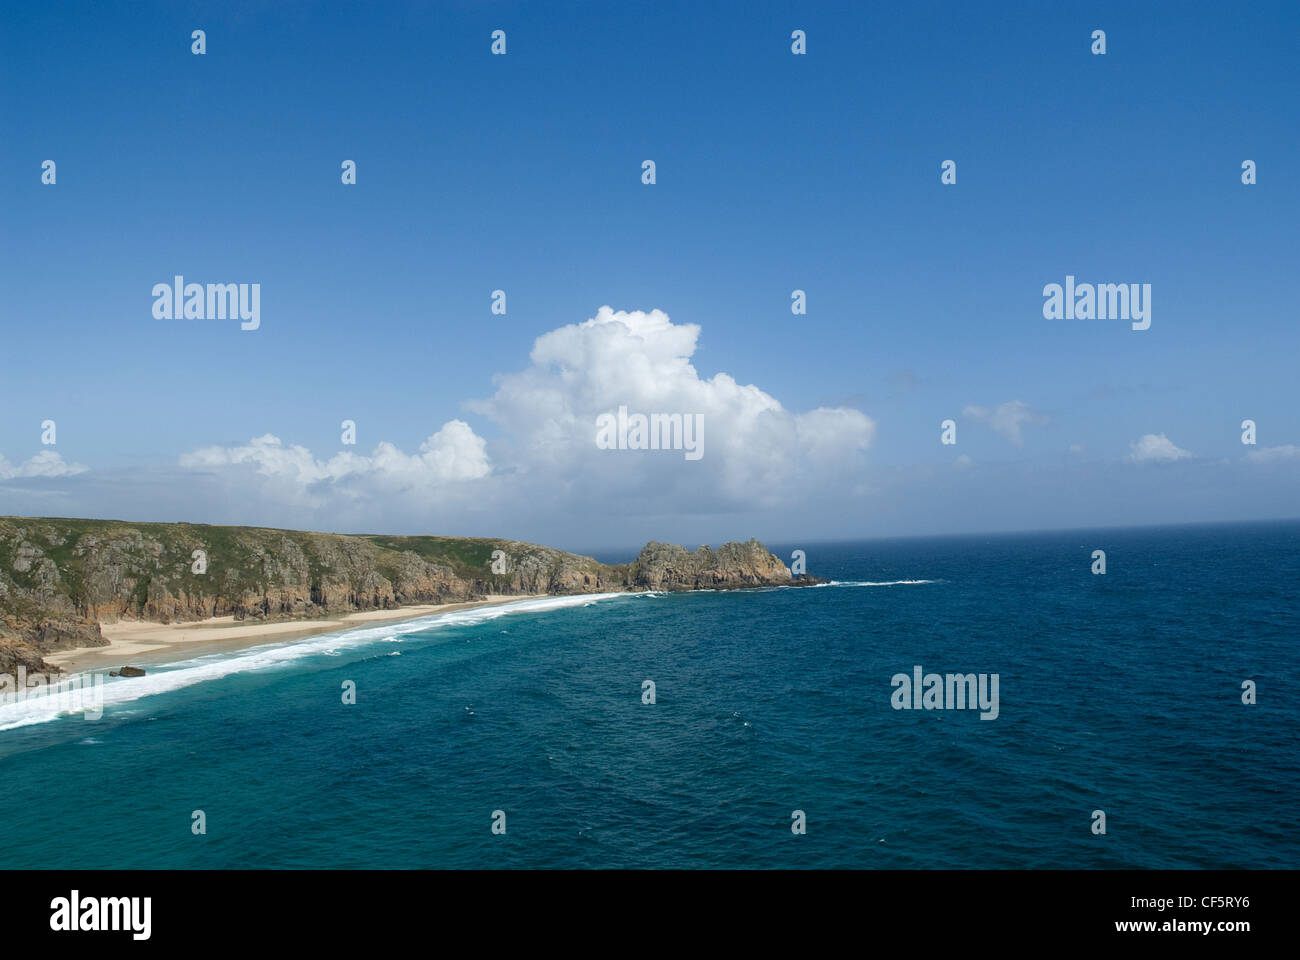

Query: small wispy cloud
[1245,444,1300,464]
[1127,433,1192,463]
[963,400,1049,447]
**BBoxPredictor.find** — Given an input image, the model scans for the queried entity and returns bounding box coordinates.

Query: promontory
[0,517,819,674]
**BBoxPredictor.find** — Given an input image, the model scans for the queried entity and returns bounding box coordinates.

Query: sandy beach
[43,595,545,674]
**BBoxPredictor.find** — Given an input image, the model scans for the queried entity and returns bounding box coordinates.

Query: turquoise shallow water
[0,521,1296,868]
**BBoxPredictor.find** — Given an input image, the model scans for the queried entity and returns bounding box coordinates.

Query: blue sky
[2,0,1297,551]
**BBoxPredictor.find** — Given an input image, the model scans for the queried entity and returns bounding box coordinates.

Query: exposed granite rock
[630,538,793,590]
[0,639,57,677]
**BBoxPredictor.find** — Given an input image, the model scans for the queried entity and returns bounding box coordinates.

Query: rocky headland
[0,517,820,675]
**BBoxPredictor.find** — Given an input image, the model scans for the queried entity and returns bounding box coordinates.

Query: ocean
[1,521,1296,869]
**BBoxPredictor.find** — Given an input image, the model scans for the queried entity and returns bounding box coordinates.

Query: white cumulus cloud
[178,421,490,512]
[170,306,876,526]
[468,306,875,509]
[0,450,88,480]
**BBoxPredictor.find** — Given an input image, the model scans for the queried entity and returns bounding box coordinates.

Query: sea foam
[817,579,938,587]
[0,592,635,732]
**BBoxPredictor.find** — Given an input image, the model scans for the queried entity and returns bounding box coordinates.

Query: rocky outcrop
[0,639,56,678]
[0,517,817,674]
[631,539,793,590]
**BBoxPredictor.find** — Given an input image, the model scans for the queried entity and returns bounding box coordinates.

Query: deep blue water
[1,521,1296,868]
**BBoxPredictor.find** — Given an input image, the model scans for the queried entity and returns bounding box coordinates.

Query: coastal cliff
[0,517,815,674]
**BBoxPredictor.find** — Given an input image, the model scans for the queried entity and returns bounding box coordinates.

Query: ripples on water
[0,522,1295,868]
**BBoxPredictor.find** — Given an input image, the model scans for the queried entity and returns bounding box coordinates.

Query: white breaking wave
[0,592,637,732]
[815,579,938,587]
[694,580,938,594]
